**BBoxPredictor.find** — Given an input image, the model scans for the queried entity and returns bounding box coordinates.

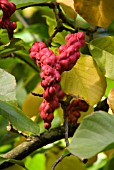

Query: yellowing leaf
[57,0,77,20]
[22,83,44,118]
[46,146,85,170]
[73,0,114,28]
[107,88,114,113]
[61,54,106,106]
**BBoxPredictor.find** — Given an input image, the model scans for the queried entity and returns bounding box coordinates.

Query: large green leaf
[10,0,52,9]
[0,69,16,102]
[61,54,106,106]
[0,38,24,58]
[0,101,40,135]
[89,36,114,80]
[68,111,114,159]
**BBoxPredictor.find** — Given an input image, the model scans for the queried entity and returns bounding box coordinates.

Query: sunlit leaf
[22,83,43,118]
[107,88,114,113]
[0,69,16,102]
[0,101,40,135]
[89,36,114,80]
[61,54,106,106]
[25,154,46,170]
[105,78,114,97]
[68,111,114,159]
[46,146,85,170]
[73,0,114,28]
[57,0,77,20]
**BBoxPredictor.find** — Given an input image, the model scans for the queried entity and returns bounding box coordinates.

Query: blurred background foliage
[0,0,114,169]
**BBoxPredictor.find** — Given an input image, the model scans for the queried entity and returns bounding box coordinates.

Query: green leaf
[11,0,52,9]
[0,156,28,169]
[105,78,114,97]
[89,36,114,80]
[0,38,24,58]
[14,50,39,72]
[0,101,40,135]
[0,69,16,102]
[61,54,106,106]
[102,155,114,170]
[68,111,114,159]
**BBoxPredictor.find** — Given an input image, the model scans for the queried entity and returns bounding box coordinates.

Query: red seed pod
[40,111,48,120]
[29,32,85,129]
[0,0,16,39]
[50,97,60,109]
[67,110,81,126]
[78,100,89,112]
[45,113,54,122]
[59,44,66,53]
[44,122,51,129]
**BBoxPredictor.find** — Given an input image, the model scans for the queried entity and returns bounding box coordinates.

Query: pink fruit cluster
[29,32,85,129]
[0,0,16,40]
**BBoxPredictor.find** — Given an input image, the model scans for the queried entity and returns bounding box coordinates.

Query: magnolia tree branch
[0,125,77,169]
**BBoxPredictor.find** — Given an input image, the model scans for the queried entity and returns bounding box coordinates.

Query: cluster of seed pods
[66,99,89,126]
[30,32,85,129]
[0,0,16,40]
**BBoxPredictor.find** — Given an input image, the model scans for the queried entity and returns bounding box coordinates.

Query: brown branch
[17,2,55,10]
[0,124,78,169]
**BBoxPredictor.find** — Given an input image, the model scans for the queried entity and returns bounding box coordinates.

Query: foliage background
[0,0,114,170]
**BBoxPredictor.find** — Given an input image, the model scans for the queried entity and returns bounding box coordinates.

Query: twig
[7,123,30,139]
[17,2,55,10]
[0,124,77,169]
[51,154,65,170]
[64,110,69,147]
[31,92,43,97]
[51,96,73,170]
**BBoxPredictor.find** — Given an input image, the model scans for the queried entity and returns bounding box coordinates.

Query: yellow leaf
[107,88,114,113]
[73,0,114,28]
[46,146,86,170]
[57,0,77,20]
[61,54,106,106]
[22,83,43,118]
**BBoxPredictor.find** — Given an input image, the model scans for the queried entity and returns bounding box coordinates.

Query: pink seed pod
[77,32,85,40]
[54,70,61,82]
[57,88,65,99]
[40,111,48,120]
[49,86,56,95]
[38,42,47,50]
[59,52,67,60]
[43,89,51,100]
[59,44,66,53]
[65,34,71,42]
[39,100,47,111]
[44,122,51,129]
[45,113,54,122]
[29,31,85,129]
[44,103,52,113]
[50,97,60,109]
